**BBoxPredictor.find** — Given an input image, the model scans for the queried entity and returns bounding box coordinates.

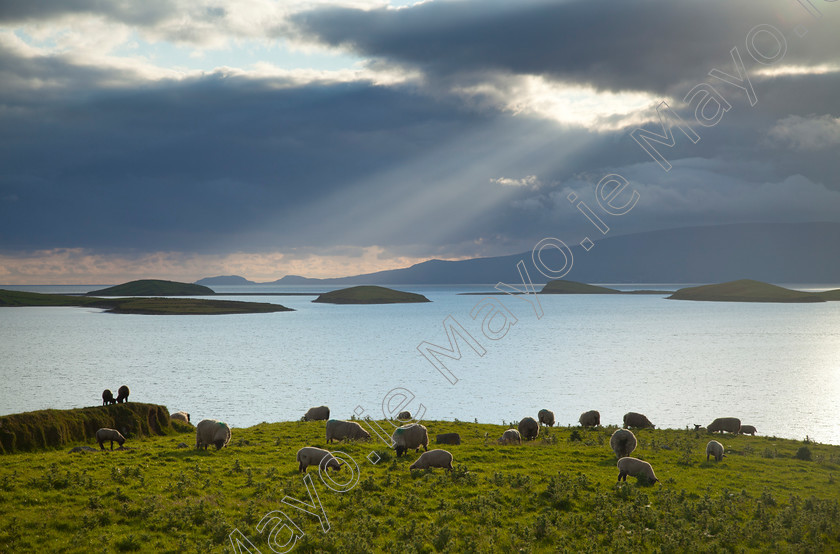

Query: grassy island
[312,285,430,304]
[1,418,839,552]
[86,279,214,296]
[668,279,828,303]
[539,280,670,295]
[0,289,292,315]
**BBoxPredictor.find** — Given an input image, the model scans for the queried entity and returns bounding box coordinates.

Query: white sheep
[498,429,521,445]
[392,423,429,457]
[409,449,453,471]
[95,428,125,450]
[296,446,342,473]
[617,457,659,484]
[707,417,741,434]
[325,419,370,443]
[538,409,555,427]
[195,419,231,450]
[706,440,725,462]
[171,411,191,424]
[609,428,637,459]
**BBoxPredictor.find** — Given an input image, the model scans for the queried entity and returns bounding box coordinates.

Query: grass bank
[1,420,839,552]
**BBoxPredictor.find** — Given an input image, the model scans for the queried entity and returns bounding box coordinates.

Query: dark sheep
[116,385,130,403]
[707,417,741,434]
[518,417,540,441]
[623,412,655,429]
[102,389,116,406]
[538,409,555,427]
[397,411,412,420]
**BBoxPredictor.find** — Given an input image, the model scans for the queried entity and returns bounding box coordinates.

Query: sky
[0,0,838,284]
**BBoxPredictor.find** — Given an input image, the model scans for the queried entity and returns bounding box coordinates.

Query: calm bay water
[1,284,839,444]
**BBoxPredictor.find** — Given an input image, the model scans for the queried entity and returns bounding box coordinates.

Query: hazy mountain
[195,275,257,286]
[196,222,840,286]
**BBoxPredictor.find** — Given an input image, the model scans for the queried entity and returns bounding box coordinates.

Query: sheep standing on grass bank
[325,420,370,443]
[708,417,741,434]
[296,447,342,473]
[171,411,191,424]
[706,440,725,462]
[617,457,659,484]
[579,410,600,427]
[302,406,330,421]
[397,411,412,420]
[116,385,130,403]
[499,429,521,445]
[518,417,539,440]
[610,428,637,458]
[95,428,125,450]
[739,425,757,436]
[538,409,555,427]
[409,449,453,471]
[102,389,116,406]
[392,423,429,457]
[435,433,461,445]
[195,419,231,450]
[623,412,655,429]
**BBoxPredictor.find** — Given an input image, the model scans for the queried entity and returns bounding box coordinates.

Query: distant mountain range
[195,222,840,286]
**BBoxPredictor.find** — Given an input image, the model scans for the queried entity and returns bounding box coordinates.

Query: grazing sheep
[610,428,637,459]
[102,389,116,406]
[579,410,601,427]
[409,449,454,471]
[95,428,125,450]
[706,440,725,462]
[739,425,757,436]
[171,411,191,424]
[392,423,429,457]
[435,433,461,445]
[498,429,522,445]
[325,419,371,443]
[195,419,232,450]
[397,411,412,420]
[693,424,707,432]
[302,406,330,421]
[116,385,130,403]
[296,446,342,473]
[538,409,555,427]
[707,417,741,434]
[623,412,655,429]
[617,457,659,484]
[518,417,540,441]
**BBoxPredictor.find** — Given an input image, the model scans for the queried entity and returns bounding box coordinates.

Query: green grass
[2,421,840,552]
[312,286,431,304]
[86,280,215,296]
[540,280,622,294]
[669,279,826,303]
[0,290,292,315]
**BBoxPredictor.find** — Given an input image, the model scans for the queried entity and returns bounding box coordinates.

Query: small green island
[86,279,214,296]
[668,279,839,303]
[312,285,430,304]
[0,288,292,315]
[539,279,670,295]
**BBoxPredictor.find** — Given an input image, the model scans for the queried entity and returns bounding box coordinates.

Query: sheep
[302,406,330,421]
[518,417,540,441]
[579,410,600,427]
[397,411,412,420]
[538,409,555,427]
[296,446,342,473]
[392,423,429,457]
[95,428,125,450]
[325,419,370,443]
[116,385,130,403]
[706,440,725,462]
[610,428,637,459]
[171,411,191,424]
[195,419,231,450]
[617,457,659,484]
[707,417,741,434]
[435,432,461,445]
[623,412,655,429]
[693,424,707,432]
[739,424,757,436]
[497,429,521,445]
[409,449,454,471]
[102,389,116,406]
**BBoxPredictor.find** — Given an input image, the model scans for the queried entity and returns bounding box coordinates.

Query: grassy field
[1,420,839,553]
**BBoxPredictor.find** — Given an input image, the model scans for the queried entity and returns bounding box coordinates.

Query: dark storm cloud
[292,0,840,95]
[0,0,179,26]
